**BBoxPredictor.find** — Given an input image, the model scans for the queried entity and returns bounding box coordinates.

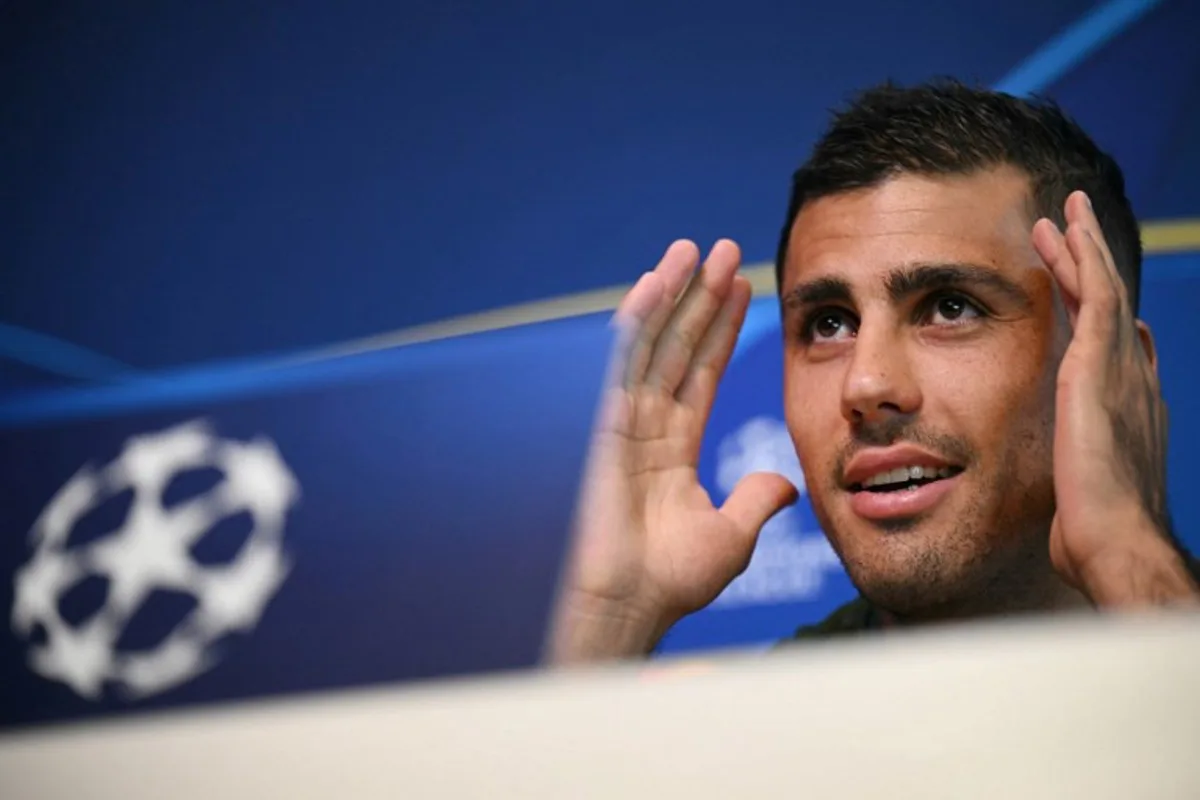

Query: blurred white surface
[2,612,1199,799]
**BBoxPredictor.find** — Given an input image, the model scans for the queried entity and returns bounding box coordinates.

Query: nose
[840,322,922,425]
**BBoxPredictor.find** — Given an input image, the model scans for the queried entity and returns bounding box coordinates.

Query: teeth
[861,465,957,488]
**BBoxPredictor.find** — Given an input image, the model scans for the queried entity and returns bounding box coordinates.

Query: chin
[818,465,1057,618]
[853,567,979,619]
[827,510,994,615]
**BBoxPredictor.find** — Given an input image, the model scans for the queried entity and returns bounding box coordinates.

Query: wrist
[1076,528,1199,609]
[547,588,677,665]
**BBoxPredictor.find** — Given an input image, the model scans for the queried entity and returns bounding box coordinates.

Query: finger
[645,239,741,394]
[611,270,663,330]
[594,318,640,438]
[624,241,701,385]
[1065,191,1123,292]
[1066,191,1136,326]
[599,268,670,431]
[599,241,701,436]
[1064,216,1123,345]
[609,269,663,374]
[719,472,799,540]
[1031,217,1080,326]
[677,275,752,435]
[656,241,700,298]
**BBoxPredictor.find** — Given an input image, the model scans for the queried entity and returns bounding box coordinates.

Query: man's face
[781,166,1070,617]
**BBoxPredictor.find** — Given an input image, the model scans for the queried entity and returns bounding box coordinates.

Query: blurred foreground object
[2,612,1198,799]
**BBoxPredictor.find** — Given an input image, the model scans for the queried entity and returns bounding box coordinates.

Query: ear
[1135,319,1158,375]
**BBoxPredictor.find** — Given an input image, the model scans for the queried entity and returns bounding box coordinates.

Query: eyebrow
[783,262,1033,312]
[782,275,853,310]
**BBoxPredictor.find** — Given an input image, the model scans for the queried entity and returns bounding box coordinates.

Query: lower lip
[848,473,962,522]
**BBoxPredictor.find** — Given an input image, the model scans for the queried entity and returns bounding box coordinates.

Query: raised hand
[548,240,798,662]
[1032,192,1197,606]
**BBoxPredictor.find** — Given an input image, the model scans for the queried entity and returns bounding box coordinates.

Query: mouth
[845,463,966,523]
[848,464,964,494]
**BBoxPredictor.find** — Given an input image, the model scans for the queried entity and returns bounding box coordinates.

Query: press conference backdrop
[2,0,1199,726]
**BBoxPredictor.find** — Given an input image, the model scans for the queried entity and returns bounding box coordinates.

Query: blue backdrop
[2,0,1198,725]
[3,0,1198,380]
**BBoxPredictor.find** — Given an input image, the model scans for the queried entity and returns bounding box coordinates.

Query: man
[549,80,1199,663]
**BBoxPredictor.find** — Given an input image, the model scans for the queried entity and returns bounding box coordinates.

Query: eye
[805,309,858,342]
[926,293,983,325]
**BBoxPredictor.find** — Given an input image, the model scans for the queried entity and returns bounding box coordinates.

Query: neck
[880,582,1088,629]
[878,549,1092,628]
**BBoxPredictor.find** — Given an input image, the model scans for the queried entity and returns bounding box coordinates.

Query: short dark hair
[774,80,1143,312]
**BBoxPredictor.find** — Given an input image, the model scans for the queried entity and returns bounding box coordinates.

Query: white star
[219,439,299,521]
[12,554,81,633]
[31,619,113,699]
[115,422,212,491]
[34,468,100,548]
[118,637,212,699]
[195,543,289,634]
[87,502,197,616]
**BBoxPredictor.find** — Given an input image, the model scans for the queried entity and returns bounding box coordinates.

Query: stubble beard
[812,447,1066,623]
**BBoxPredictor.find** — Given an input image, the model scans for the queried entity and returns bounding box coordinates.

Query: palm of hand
[567,240,796,627]
[1033,193,1169,588]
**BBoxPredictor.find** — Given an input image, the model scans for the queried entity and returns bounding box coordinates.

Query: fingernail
[1082,192,1093,210]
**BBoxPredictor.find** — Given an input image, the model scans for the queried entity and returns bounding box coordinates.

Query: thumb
[720,472,800,539]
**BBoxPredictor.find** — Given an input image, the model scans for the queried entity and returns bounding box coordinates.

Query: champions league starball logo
[10,420,298,700]
[711,416,844,608]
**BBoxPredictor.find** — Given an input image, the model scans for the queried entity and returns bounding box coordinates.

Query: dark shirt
[784,596,881,643]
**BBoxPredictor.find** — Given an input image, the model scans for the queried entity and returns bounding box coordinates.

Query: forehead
[782,166,1040,291]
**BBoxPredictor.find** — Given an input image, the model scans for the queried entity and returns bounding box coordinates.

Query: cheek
[926,351,1007,433]
[783,358,843,478]
[923,334,1057,466]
